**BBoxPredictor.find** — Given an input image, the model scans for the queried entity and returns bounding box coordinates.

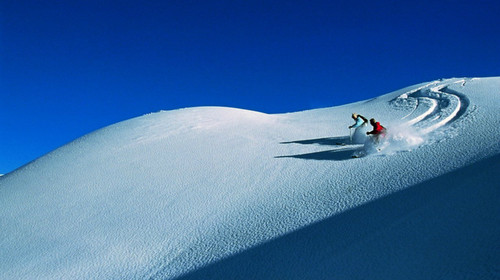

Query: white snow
[1,77,499,279]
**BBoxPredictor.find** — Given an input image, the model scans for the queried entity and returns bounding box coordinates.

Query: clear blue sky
[1,0,499,174]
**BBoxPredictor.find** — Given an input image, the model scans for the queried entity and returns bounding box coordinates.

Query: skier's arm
[349,117,363,129]
[360,115,368,123]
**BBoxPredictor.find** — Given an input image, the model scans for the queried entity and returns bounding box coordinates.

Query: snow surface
[1,78,499,279]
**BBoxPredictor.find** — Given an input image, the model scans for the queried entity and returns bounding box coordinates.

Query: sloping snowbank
[1,78,499,279]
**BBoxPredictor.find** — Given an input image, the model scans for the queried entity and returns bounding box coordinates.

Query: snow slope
[1,78,499,279]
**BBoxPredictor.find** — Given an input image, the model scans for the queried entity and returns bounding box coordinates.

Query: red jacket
[367,122,386,135]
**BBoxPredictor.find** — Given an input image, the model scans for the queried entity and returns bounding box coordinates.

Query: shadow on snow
[277,136,362,161]
[280,136,351,146]
[171,154,500,280]
[275,148,361,161]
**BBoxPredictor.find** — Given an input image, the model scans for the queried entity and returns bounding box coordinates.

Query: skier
[366,118,386,144]
[348,113,368,144]
[349,113,368,129]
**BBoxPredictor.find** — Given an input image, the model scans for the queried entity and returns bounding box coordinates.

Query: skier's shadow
[277,136,363,161]
[280,136,350,146]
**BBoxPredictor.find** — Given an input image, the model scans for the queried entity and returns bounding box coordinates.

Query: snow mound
[1,78,499,279]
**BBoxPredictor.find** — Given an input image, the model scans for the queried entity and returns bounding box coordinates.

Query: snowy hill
[1,78,499,279]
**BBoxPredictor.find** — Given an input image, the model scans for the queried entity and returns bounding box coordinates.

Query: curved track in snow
[394,79,470,134]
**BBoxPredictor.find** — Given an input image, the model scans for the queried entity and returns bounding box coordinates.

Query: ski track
[395,79,470,134]
[300,79,472,157]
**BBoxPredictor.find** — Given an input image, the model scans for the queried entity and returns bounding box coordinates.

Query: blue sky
[1,0,499,174]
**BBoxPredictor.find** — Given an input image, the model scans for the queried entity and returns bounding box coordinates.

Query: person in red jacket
[366,118,386,143]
